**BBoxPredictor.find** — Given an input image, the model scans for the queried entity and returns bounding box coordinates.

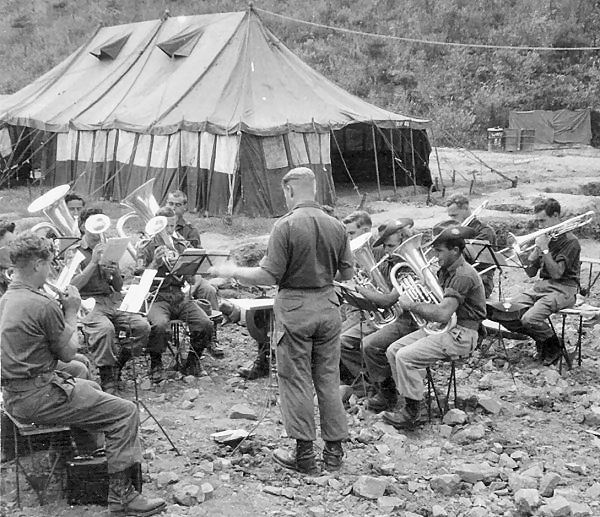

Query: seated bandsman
[342,210,373,240]
[166,190,219,313]
[137,206,214,379]
[383,226,486,428]
[447,194,497,298]
[501,198,580,365]
[341,219,418,411]
[71,208,150,393]
[0,233,165,516]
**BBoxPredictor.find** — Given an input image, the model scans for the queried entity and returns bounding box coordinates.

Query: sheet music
[119,269,157,313]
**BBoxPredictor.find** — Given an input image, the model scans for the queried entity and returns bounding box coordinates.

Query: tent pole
[371,125,381,201]
[331,129,361,199]
[430,128,445,196]
[409,128,417,195]
[390,128,397,195]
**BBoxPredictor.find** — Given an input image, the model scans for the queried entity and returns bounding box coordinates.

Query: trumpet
[144,216,179,270]
[389,233,457,335]
[508,210,595,257]
[28,184,80,237]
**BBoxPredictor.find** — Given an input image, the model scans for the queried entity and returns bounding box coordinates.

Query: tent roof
[0,10,430,136]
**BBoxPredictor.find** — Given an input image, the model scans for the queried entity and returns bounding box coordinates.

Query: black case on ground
[66,457,142,506]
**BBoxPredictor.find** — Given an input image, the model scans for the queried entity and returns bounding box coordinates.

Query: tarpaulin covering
[0,9,431,216]
[509,109,592,148]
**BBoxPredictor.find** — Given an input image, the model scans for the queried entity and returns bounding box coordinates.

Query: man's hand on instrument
[60,285,82,314]
[151,245,169,268]
[91,243,106,265]
[535,234,550,253]
[396,294,414,310]
[208,263,238,279]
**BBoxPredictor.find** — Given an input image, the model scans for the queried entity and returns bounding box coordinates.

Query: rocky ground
[1,146,600,517]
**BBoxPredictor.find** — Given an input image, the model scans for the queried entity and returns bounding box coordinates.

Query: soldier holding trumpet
[136,206,214,380]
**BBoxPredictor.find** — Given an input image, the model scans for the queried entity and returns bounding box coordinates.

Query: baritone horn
[28,184,80,237]
[389,233,457,335]
[508,210,595,256]
[116,179,160,259]
[350,233,402,328]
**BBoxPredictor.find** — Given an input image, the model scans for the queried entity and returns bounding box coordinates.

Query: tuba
[350,233,402,328]
[28,184,80,237]
[389,233,456,335]
[116,179,160,259]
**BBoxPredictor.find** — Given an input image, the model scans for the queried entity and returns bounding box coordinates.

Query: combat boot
[365,377,397,412]
[382,398,424,429]
[108,469,166,516]
[542,335,562,366]
[240,342,270,380]
[273,440,318,474]
[179,351,206,377]
[98,366,119,395]
[148,353,164,383]
[323,441,344,471]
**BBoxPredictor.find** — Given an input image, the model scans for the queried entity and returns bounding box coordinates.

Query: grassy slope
[1,0,599,147]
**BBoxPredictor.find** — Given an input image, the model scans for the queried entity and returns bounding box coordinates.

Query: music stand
[334,282,381,396]
[170,249,207,277]
[118,270,180,455]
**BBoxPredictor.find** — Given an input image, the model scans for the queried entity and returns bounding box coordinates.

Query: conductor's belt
[456,320,480,331]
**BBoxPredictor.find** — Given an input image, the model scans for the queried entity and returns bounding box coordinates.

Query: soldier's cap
[373,218,415,247]
[431,225,476,246]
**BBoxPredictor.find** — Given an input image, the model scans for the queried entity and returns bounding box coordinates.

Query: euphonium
[28,184,80,237]
[389,233,456,335]
[350,233,402,328]
[116,179,160,259]
[509,210,595,256]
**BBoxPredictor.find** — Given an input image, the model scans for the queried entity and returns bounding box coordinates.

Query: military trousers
[274,287,348,443]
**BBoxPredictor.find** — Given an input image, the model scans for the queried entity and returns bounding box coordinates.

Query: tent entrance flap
[330,123,432,191]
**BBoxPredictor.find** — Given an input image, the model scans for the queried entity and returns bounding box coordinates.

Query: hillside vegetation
[1,0,599,147]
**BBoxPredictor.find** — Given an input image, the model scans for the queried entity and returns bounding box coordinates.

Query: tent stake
[390,128,397,195]
[371,125,381,201]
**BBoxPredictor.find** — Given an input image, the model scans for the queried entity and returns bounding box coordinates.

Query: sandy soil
[1,146,600,517]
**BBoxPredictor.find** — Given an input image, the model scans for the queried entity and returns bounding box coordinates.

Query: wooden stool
[425,355,467,420]
[3,410,72,507]
[553,306,600,372]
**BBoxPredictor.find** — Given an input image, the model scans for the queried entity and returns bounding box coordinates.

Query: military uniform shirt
[540,232,580,287]
[0,282,65,380]
[438,255,486,329]
[260,201,353,289]
[176,217,201,248]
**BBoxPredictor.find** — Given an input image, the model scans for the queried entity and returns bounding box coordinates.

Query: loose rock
[156,471,179,488]
[442,408,468,425]
[352,475,389,499]
[538,495,572,517]
[455,462,500,484]
[539,472,561,497]
[430,474,461,495]
[229,403,258,420]
[452,423,486,444]
[377,496,404,511]
[173,484,204,506]
[478,395,503,414]
[514,488,541,515]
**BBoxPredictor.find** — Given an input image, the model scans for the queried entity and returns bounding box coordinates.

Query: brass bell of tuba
[28,184,80,237]
[116,179,160,259]
[389,233,456,335]
[350,233,402,328]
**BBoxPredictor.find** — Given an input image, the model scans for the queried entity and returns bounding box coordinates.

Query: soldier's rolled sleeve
[259,223,288,283]
[338,236,354,275]
[43,302,68,356]
[553,239,578,269]
[444,273,474,305]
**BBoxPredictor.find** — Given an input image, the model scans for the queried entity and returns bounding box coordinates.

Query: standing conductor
[209,167,353,473]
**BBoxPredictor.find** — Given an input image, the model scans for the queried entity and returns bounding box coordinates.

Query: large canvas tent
[509,109,592,149]
[0,9,432,216]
